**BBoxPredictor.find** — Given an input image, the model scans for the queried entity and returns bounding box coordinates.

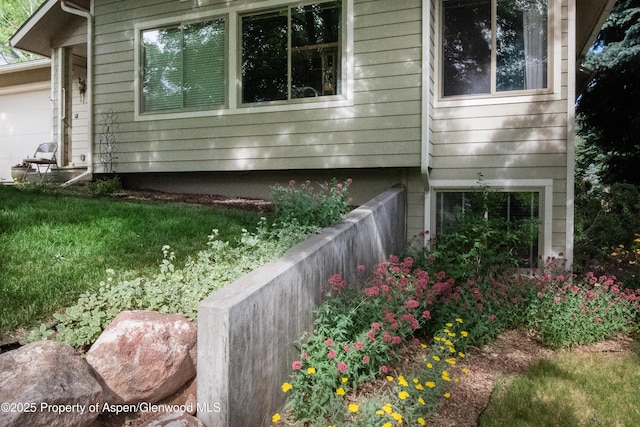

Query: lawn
[479,344,640,426]
[0,185,261,338]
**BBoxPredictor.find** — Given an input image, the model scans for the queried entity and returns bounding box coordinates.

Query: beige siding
[428,0,572,258]
[92,0,423,174]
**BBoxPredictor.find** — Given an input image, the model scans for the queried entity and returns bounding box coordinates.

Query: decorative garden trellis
[98,109,118,173]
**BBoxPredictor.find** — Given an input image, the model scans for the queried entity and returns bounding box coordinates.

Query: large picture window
[442,0,548,97]
[142,19,226,113]
[241,1,342,103]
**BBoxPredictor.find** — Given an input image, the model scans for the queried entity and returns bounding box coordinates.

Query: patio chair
[23,142,59,181]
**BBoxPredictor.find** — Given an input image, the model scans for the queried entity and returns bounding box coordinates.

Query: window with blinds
[142,18,226,113]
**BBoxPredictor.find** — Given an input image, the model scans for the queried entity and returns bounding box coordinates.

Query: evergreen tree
[576,0,640,184]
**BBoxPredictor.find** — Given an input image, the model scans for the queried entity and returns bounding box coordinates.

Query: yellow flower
[446,358,456,365]
[272,413,281,423]
[434,336,442,342]
[413,378,420,383]
[398,391,410,400]
[425,381,436,388]
[281,382,293,392]
[421,343,428,348]
[392,412,403,423]
[415,384,424,390]
[307,367,316,375]
[455,318,463,323]
[432,355,440,361]
[458,352,466,358]
[449,347,456,353]
[444,392,451,398]
[386,375,394,381]
[376,410,384,415]
[382,403,393,414]
[461,331,469,337]
[348,403,359,413]
[336,387,346,396]
[446,322,453,327]
[442,371,451,381]
[397,376,409,387]
[426,363,433,369]
[382,424,392,427]
[462,368,470,374]
[341,377,349,383]
[418,397,426,405]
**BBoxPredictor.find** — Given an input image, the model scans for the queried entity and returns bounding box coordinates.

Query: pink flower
[343,344,351,352]
[380,365,388,373]
[346,178,353,184]
[371,322,381,332]
[357,264,366,272]
[302,352,308,360]
[292,361,302,370]
[337,362,348,373]
[327,349,337,359]
[392,336,402,345]
[405,299,420,309]
[364,286,379,296]
[325,338,334,346]
[422,310,431,320]
[366,330,376,341]
[553,297,560,303]
[355,341,364,351]
[363,355,370,364]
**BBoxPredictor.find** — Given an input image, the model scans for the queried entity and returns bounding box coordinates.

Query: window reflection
[442,0,547,97]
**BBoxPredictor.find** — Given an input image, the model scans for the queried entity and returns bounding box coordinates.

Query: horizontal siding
[92,0,423,173]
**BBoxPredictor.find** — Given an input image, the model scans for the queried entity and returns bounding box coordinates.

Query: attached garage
[0,59,52,183]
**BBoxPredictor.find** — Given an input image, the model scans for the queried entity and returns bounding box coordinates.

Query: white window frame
[425,179,553,260]
[134,0,353,122]
[435,0,561,107]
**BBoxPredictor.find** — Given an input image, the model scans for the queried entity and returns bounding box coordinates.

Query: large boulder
[86,310,197,405]
[0,340,103,427]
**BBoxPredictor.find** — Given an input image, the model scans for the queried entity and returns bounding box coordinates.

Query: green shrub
[270,178,352,228]
[89,176,122,196]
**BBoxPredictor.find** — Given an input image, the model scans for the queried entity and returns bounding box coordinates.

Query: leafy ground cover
[0,184,261,340]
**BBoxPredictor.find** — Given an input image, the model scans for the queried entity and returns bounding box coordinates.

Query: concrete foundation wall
[197,185,407,427]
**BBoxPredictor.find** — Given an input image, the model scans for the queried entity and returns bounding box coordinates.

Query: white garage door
[0,83,52,182]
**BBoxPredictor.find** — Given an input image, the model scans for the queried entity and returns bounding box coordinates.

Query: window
[241,1,342,104]
[436,191,540,267]
[142,18,226,113]
[442,0,548,97]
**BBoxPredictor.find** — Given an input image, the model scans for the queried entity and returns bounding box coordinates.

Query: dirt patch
[111,189,273,213]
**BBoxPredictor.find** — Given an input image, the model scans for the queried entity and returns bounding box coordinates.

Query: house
[0,58,52,182]
[10,0,615,266]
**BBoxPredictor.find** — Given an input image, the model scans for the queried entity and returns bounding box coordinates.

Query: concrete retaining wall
[197,185,406,427]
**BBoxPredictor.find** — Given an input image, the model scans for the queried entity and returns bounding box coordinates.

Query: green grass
[0,185,261,336]
[480,347,640,427]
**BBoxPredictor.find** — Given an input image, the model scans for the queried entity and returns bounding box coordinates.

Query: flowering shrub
[283,257,434,422]
[526,270,640,348]
[270,178,353,228]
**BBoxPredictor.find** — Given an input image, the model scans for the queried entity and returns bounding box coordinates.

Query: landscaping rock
[86,310,197,405]
[142,411,205,427]
[0,340,103,427]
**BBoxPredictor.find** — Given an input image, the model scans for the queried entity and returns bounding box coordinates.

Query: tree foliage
[0,0,45,63]
[576,0,640,184]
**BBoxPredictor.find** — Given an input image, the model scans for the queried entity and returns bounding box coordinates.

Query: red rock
[86,311,197,405]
